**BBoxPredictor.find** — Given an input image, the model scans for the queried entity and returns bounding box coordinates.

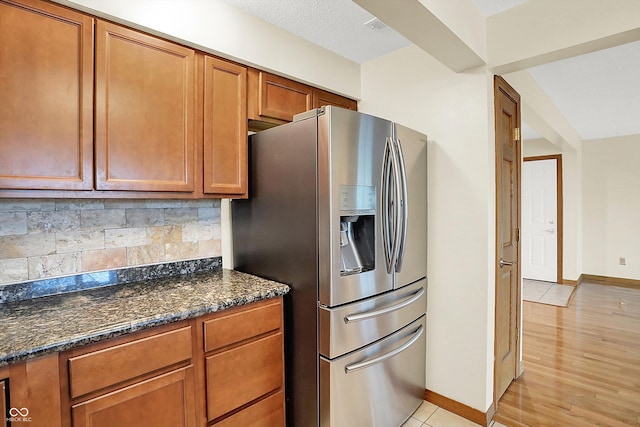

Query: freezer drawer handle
[344,287,425,324]
[344,325,424,374]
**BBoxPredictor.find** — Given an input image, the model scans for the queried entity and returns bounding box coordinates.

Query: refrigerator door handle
[389,138,403,273]
[344,325,424,373]
[382,137,394,273]
[395,138,409,272]
[343,287,425,323]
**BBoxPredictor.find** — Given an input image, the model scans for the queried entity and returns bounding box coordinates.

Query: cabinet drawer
[213,390,284,427]
[206,333,283,421]
[203,299,281,353]
[69,326,192,398]
[72,366,196,427]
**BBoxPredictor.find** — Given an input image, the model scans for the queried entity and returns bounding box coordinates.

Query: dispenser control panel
[339,185,375,213]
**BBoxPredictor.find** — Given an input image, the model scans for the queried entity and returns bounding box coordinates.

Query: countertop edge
[0,272,289,368]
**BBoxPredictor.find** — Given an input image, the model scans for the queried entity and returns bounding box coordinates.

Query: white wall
[583,135,640,280]
[54,0,361,99]
[360,45,496,412]
[522,139,582,281]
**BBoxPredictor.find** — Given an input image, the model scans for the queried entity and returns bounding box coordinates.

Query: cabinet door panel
[95,21,195,192]
[7,354,62,427]
[0,0,94,190]
[203,57,247,196]
[72,367,196,427]
[312,89,357,111]
[206,333,283,421]
[255,71,312,122]
[0,379,5,427]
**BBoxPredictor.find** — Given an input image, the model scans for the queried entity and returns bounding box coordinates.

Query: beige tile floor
[402,401,508,427]
[522,278,575,306]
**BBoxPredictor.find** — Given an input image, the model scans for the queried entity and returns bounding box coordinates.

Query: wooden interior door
[95,20,195,192]
[0,0,94,190]
[494,76,521,402]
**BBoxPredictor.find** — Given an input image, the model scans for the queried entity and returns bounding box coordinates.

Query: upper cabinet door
[0,0,94,190]
[203,57,248,196]
[312,89,357,111]
[95,21,195,192]
[249,70,313,123]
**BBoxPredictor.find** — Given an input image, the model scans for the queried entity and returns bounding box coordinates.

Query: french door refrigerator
[232,106,427,426]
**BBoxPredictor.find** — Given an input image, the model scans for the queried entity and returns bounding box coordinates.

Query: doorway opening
[522,155,563,284]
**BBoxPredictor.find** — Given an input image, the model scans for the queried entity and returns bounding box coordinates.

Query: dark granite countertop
[0,268,289,367]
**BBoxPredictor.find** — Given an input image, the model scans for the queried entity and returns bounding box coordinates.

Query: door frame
[493,76,522,405]
[523,155,563,284]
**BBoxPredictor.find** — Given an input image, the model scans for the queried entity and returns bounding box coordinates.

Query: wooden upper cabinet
[248,69,313,123]
[203,56,248,196]
[0,0,94,191]
[313,88,358,111]
[95,21,196,192]
[248,68,357,130]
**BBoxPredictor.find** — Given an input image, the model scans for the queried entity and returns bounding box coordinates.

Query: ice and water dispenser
[339,185,375,275]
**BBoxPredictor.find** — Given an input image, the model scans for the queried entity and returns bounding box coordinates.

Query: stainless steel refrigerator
[232,106,427,426]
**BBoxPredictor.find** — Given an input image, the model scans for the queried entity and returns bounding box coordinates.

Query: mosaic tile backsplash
[0,199,222,286]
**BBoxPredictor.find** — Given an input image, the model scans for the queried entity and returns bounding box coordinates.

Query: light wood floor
[494,281,640,426]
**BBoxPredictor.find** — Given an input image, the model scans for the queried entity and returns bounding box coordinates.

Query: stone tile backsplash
[0,199,222,286]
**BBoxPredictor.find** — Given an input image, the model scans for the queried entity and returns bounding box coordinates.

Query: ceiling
[221,0,640,142]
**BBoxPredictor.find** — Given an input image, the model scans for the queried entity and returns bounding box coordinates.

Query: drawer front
[203,299,281,353]
[213,390,284,427]
[320,316,426,427]
[206,333,283,421]
[319,280,426,358]
[72,366,196,427]
[69,326,192,398]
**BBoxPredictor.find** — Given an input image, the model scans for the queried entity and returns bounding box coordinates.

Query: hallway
[494,281,640,426]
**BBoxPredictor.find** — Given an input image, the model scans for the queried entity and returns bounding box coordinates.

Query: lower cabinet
[1,378,7,427]
[201,298,285,426]
[0,297,285,427]
[206,334,283,421]
[71,367,196,427]
[212,391,284,427]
